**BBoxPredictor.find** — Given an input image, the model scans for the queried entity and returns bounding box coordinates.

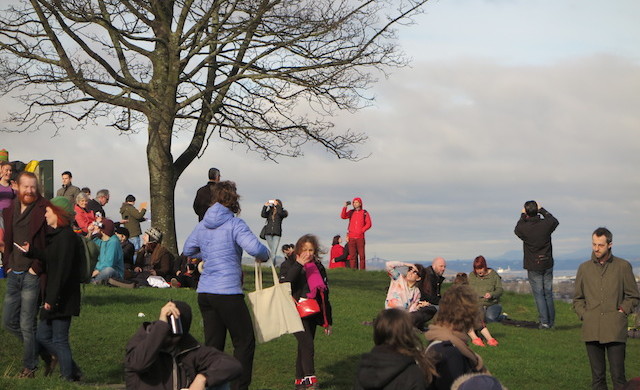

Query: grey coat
[573,253,640,343]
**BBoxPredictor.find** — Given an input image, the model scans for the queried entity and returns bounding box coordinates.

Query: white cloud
[1,2,639,262]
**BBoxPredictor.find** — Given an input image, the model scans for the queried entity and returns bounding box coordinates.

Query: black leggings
[411,306,438,331]
[294,317,318,378]
[198,293,255,390]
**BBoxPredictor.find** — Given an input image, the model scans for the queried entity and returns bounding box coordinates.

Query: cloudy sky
[2,0,639,263]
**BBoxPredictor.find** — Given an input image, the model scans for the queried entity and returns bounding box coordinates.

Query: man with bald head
[411,257,446,330]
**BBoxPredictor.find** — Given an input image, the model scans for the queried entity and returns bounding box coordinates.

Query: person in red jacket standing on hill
[340,197,372,270]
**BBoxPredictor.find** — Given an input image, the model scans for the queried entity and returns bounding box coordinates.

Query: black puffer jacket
[354,345,428,390]
[514,208,559,271]
[260,203,288,236]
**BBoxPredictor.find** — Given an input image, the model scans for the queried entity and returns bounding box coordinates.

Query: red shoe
[487,338,499,347]
[472,338,485,347]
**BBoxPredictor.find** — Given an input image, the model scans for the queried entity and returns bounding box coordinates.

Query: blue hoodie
[183,203,270,295]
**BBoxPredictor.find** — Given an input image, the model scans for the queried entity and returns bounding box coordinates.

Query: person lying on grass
[124,300,242,390]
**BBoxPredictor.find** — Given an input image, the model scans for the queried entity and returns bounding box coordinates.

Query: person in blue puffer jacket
[183,181,269,390]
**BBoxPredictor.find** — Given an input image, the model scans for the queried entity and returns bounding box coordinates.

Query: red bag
[296,298,320,318]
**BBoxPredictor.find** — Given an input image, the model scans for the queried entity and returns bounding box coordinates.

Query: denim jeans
[484,304,505,323]
[128,236,141,252]
[2,271,40,370]
[92,266,118,284]
[528,268,555,327]
[37,317,81,380]
[265,235,281,265]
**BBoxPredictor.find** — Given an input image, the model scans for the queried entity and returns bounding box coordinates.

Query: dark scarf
[424,324,488,373]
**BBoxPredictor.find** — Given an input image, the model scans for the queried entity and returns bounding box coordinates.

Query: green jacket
[468,268,503,307]
[119,203,147,237]
[573,253,640,343]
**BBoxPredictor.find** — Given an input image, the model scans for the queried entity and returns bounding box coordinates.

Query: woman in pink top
[385,261,425,312]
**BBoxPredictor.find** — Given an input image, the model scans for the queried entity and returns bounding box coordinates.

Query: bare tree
[0,0,428,254]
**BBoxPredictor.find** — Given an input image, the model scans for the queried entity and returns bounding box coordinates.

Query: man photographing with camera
[340,197,372,270]
[125,300,242,390]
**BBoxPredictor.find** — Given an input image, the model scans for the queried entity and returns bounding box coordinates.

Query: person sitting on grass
[453,273,499,347]
[110,227,173,288]
[424,284,489,390]
[468,256,505,324]
[355,308,436,390]
[87,218,124,284]
[115,226,135,276]
[170,255,201,289]
[125,300,242,390]
[384,261,425,312]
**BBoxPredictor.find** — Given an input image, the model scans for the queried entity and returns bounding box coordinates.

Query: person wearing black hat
[115,226,135,273]
[125,300,242,390]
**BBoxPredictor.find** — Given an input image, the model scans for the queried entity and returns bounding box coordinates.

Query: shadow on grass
[552,323,581,331]
[322,353,361,389]
[82,292,167,306]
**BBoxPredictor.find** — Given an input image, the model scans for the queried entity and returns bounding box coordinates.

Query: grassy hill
[0,267,638,389]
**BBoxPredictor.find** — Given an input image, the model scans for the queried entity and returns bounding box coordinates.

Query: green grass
[0,268,638,389]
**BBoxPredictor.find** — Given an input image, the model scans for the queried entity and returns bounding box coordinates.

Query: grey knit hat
[145,227,163,243]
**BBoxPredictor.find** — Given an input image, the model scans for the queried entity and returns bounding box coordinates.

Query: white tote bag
[247,262,304,343]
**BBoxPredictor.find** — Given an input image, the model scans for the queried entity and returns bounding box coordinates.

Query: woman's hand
[43,303,52,311]
[296,251,313,265]
[324,326,332,336]
[483,293,492,299]
[134,267,142,273]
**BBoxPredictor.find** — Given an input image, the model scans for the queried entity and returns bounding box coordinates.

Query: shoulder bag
[247,262,304,343]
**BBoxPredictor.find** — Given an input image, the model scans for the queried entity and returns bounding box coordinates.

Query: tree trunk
[147,115,179,256]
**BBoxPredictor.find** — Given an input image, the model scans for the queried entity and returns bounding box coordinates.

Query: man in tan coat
[573,227,640,390]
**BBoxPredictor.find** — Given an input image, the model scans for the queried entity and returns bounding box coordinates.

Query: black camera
[346,200,351,205]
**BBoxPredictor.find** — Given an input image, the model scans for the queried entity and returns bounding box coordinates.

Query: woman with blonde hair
[424,284,489,390]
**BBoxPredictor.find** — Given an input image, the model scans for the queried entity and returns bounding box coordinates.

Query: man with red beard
[2,172,48,378]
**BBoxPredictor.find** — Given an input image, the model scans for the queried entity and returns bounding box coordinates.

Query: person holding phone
[125,300,242,390]
[260,198,288,264]
[1,171,48,378]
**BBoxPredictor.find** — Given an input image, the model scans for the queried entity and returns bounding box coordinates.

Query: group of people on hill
[1,163,639,390]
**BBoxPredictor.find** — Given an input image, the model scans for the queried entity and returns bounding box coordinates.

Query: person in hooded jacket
[340,197,372,270]
[24,197,83,381]
[355,308,434,390]
[125,300,243,390]
[183,181,270,390]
